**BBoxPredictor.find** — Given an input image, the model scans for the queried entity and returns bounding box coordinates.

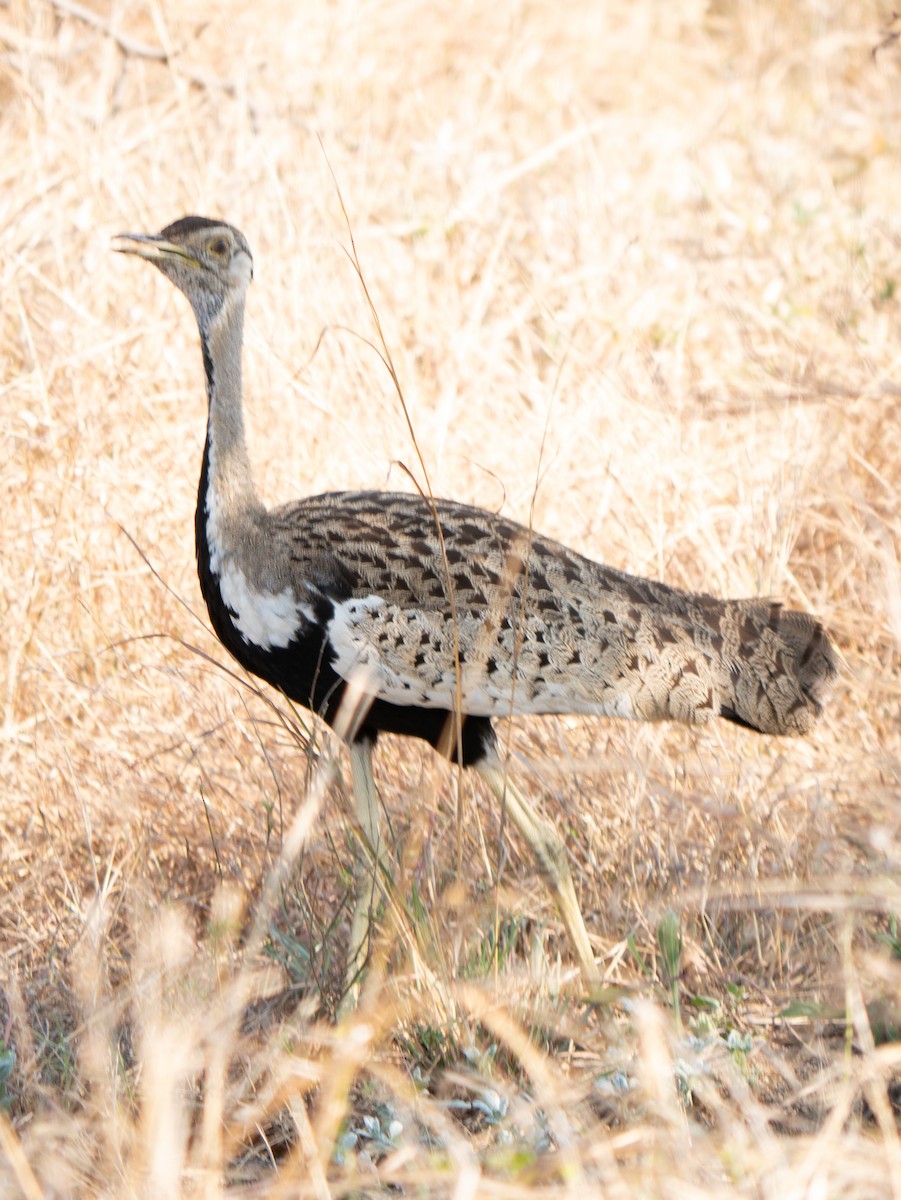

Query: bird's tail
[716,600,837,736]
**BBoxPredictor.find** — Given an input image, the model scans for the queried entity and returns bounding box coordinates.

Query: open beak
[112,232,199,266]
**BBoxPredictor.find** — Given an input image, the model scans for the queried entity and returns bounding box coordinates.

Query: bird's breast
[203,500,313,652]
[213,557,307,650]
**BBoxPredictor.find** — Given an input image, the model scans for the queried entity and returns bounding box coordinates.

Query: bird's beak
[112,232,200,267]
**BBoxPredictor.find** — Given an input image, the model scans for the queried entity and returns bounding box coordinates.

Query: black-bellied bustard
[115,216,837,1004]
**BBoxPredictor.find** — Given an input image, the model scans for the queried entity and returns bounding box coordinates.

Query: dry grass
[2,0,901,1193]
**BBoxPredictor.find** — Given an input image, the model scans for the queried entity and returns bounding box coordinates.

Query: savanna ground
[2,0,900,1194]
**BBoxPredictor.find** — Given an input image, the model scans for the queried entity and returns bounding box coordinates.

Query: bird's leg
[476,760,599,986]
[340,736,386,1013]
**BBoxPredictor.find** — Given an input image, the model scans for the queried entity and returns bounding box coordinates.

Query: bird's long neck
[198,294,263,525]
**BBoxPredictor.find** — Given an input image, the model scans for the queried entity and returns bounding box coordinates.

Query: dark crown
[162,215,229,239]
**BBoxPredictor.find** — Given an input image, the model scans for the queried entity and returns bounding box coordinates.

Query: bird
[114,215,837,1002]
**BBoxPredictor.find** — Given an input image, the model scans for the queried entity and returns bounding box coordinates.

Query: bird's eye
[209,237,229,256]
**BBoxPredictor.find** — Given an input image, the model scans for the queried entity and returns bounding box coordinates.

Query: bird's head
[114,216,253,336]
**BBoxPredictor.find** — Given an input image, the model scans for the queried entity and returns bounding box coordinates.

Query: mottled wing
[270,491,714,721]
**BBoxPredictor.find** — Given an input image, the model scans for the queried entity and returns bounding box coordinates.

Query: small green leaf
[657,909,683,982]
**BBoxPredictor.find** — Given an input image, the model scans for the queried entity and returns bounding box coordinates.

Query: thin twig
[51,0,168,61]
[319,139,470,870]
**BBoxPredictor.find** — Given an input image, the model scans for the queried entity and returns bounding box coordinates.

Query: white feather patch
[326,595,637,720]
[216,560,301,649]
[327,596,391,688]
[205,493,301,651]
